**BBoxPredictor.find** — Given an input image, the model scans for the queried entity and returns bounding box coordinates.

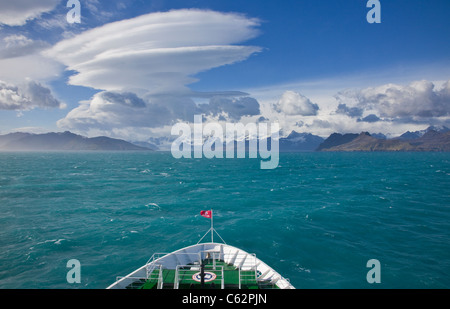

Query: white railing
[109,243,295,289]
[239,266,258,289]
[157,265,164,289]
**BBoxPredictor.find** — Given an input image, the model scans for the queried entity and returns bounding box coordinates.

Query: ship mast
[198,208,226,244]
[210,208,214,243]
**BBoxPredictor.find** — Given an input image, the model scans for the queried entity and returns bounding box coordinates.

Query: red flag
[200,210,212,219]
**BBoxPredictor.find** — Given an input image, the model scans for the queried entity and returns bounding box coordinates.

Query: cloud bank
[0,80,64,111]
[198,96,260,121]
[0,0,60,26]
[0,33,64,115]
[50,9,265,134]
[335,80,450,121]
[0,34,62,92]
[57,90,261,132]
[245,79,450,139]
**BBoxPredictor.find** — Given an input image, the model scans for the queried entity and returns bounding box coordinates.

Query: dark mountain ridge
[0,131,151,151]
[318,127,450,152]
[2,126,449,152]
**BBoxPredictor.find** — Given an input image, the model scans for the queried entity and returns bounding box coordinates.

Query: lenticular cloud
[46,9,262,94]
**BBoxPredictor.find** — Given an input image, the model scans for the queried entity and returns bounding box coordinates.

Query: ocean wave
[35,239,65,245]
[145,202,161,211]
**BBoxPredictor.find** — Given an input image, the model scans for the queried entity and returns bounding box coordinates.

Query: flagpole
[197,209,227,245]
[210,208,214,243]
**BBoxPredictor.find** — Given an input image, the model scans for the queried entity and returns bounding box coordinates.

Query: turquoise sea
[0,152,449,289]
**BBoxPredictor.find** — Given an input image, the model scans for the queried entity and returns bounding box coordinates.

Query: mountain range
[0,126,449,152]
[279,131,325,152]
[317,126,450,152]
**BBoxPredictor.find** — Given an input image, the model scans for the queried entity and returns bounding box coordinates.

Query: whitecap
[36,239,56,245]
[145,202,161,210]
[35,239,65,246]
[295,264,311,273]
[54,239,65,245]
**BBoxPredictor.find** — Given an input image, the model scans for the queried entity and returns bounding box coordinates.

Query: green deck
[126,259,278,289]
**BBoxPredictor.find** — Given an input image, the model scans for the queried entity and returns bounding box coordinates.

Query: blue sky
[0,0,449,141]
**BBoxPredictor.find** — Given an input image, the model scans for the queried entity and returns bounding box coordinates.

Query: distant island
[0,131,152,151]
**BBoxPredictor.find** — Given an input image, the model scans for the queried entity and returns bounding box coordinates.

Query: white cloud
[57,91,200,131]
[0,80,65,111]
[58,91,151,130]
[0,59,62,96]
[274,91,319,116]
[198,96,260,121]
[242,90,328,137]
[335,80,450,119]
[243,75,450,138]
[0,35,63,84]
[0,33,65,117]
[0,0,60,26]
[52,9,265,136]
[46,9,262,94]
[0,35,49,59]
[57,90,262,134]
